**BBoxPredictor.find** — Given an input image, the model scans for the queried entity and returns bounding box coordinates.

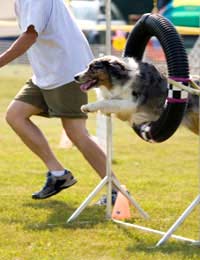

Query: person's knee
[6,101,39,127]
[5,105,17,126]
[5,103,25,127]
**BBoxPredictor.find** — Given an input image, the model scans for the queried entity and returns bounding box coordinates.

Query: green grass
[0,65,200,259]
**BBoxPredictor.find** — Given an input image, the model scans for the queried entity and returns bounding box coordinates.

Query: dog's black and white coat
[75,55,199,134]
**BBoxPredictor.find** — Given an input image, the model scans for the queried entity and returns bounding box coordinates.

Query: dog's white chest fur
[100,84,133,101]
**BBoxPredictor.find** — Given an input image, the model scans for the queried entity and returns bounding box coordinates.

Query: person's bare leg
[6,100,64,171]
[62,118,113,179]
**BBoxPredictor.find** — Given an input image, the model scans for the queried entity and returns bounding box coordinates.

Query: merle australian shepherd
[74,55,199,135]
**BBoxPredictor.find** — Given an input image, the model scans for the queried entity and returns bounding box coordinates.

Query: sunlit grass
[0,65,200,259]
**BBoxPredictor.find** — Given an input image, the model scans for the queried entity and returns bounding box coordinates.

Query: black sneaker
[96,190,118,206]
[32,170,77,199]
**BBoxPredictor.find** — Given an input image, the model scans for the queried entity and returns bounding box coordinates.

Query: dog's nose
[74,75,79,81]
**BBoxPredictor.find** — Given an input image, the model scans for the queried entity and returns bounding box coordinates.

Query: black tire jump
[123,13,190,143]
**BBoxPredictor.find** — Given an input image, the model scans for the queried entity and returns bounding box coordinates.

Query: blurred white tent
[0,0,19,37]
[0,0,15,20]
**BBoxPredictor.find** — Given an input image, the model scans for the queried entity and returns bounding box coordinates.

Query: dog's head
[74,56,132,92]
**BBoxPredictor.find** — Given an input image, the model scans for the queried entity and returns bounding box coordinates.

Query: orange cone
[112,186,131,220]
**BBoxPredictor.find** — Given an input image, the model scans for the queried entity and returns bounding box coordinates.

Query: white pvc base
[67,115,200,247]
[67,175,149,223]
[113,194,200,247]
[112,219,196,244]
[156,194,200,246]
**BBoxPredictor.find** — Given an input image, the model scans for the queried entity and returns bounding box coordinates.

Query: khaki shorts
[14,80,88,118]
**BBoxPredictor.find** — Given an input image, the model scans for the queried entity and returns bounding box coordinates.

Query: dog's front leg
[81,101,105,113]
[81,100,137,114]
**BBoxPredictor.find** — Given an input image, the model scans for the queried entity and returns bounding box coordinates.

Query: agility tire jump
[123,13,189,143]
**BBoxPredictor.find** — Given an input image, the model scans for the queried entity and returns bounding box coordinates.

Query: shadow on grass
[23,199,108,230]
[118,225,200,258]
[127,240,200,258]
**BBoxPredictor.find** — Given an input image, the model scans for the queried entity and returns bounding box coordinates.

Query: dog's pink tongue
[80,82,91,92]
[80,80,96,92]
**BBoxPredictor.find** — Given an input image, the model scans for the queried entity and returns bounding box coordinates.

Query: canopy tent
[0,0,15,20]
[160,0,200,27]
[0,21,19,38]
[0,0,19,37]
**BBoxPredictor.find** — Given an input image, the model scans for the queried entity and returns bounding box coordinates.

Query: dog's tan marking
[93,70,112,90]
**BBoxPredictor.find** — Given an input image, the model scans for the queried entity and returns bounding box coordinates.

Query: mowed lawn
[0,65,200,260]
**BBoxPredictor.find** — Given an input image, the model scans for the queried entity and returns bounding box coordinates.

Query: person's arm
[0,25,38,68]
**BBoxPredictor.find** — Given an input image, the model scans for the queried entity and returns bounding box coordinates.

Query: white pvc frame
[67,0,200,247]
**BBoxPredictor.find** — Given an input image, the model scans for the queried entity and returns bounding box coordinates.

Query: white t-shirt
[15,0,94,89]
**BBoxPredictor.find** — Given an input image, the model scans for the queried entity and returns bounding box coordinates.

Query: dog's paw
[81,105,89,113]
[81,103,99,113]
[81,104,97,113]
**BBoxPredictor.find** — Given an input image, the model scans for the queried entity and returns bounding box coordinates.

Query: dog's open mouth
[80,80,97,92]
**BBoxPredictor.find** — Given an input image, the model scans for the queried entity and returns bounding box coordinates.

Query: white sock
[51,170,65,177]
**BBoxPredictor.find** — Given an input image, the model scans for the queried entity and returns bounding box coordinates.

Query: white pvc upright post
[105,0,111,55]
[105,0,112,219]
[106,115,112,219]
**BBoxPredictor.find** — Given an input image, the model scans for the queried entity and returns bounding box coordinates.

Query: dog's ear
[107,60,128,78]
[92,61,108,69]
[110,60,126,70]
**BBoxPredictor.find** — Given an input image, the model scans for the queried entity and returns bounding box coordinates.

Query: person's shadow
[23,199,107,231]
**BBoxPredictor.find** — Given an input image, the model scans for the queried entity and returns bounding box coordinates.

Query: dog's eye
[132,91,139,97]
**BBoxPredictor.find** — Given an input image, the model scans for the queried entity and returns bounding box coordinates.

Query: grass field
[0,65,200,260]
